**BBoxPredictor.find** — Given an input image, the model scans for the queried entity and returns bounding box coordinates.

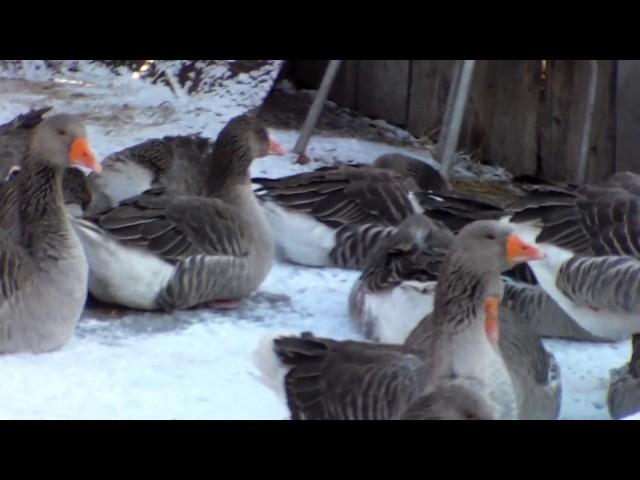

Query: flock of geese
[1,106,640,420]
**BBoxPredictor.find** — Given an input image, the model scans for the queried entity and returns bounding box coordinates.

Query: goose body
[505,172,640,339]
[255,165,422,269]
[0,113,101,353]
[348,215,450,343]
[504,220,635,341]
[502,278,607,342]
[505,171,640,418]
[75,115,282,311]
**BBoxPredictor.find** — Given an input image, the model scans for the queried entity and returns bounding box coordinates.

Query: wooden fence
[286,60,631,184]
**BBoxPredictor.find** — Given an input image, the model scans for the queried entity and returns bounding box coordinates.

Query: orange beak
[506,234,544,264]
[68,138,102,173]
[268,138,285,156]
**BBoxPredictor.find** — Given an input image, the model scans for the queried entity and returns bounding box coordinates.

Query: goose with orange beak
[0,108,96,219]
[254,220,560,420]
[0,113,100,354]
[73,114,282,311]
[347,216,546,346]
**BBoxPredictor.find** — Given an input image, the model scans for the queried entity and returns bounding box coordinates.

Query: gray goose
[254,155,503,269]
[1,107,93,218]
[254,164,421,268]
[0,113,101,353]
[507,171,640,418]
[255,220,553,420]
[348,213,595,345]
[86,129,285,215]
[348,214,452,343]
[72,114,283,311]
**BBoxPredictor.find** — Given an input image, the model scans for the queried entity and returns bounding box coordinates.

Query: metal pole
[435,61,463,162]
[293,60,343,163]
[576,60,599,184]
[437,60,476,187]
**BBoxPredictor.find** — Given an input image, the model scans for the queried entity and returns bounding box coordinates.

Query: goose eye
[56,128,67,136]
[5,166,20,181]
[486,233,496,240]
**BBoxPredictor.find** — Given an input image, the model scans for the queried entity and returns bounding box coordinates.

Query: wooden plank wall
[287,60,619,183]
[616,60,640,173]
[539,60,616,183]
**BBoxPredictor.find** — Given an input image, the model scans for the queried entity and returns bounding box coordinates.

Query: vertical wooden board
[616,60,640,174]
[329,61,359,109]
[458,60,498,161]
[406,60,456,138]
[484,60,541,175]
[539,60,576,181]
[540,60,615,183]
[583,60,616,183]
[357,60,410,126]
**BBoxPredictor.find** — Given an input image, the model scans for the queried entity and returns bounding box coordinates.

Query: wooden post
[437,60,476,185]
[293,60,343,163]
[576,60,599,184]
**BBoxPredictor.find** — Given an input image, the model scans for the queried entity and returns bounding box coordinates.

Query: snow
[0,61,636,420]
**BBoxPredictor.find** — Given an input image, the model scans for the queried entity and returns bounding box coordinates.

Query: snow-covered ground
[0,62,634,420]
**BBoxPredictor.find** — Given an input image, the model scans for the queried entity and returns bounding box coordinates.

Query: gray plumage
[85,133,215,214]
[328,223,397,269]
[0,107,92,218]
[509,171,640,419]
[0,114,97,353]
[372,153,446,192]
[255,165,418,229]
[256,158,508,270]
[348,215,452,343]
[608,335,640,419]
[74,114,278,311]
[557,256,640,315]
[0,106,53,180]
[404,308,561,420]
[3,166,92,217]
[502,279,606,342]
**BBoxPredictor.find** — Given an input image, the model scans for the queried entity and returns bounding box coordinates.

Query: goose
[348,213,595,345]
[255,220,555,420]
[505,171,640,419]
[72,114,284,311]
[0,113,101,353]
[1,107,92,219]
[253,164,421,268]
[348,214,451,343]
[254,156,504,269]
